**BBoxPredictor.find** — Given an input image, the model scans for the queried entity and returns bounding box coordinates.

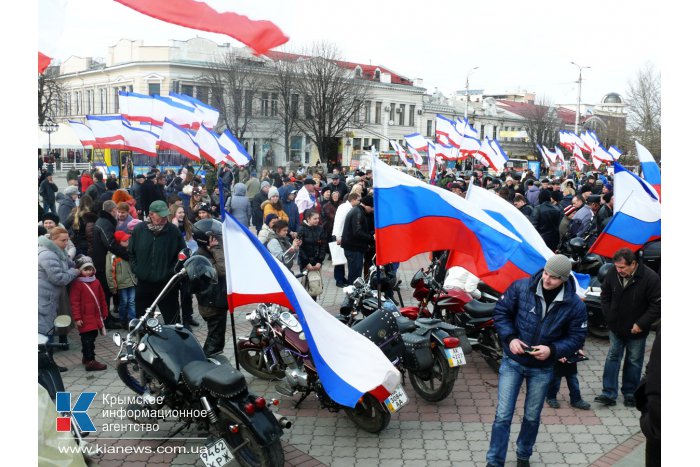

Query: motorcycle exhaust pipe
[273,412,293,430]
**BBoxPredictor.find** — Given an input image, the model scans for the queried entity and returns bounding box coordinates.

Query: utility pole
[571,61,590,134]
[464,66,479,121]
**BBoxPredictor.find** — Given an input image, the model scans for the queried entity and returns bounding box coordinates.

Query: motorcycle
[401,256,503,372]
[113,252,289,467]
[237,302,403,433]
[39,315,101,464]
[338,273,470,402]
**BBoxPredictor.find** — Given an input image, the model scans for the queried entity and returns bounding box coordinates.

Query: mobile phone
[523,346,536,353]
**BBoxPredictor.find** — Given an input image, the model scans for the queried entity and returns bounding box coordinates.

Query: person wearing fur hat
[70,255,109,371]
[40,213,77,260]
[486,254,587,467]
[262,186,289,224]
[58,185,79,226]
[107,232,137,329]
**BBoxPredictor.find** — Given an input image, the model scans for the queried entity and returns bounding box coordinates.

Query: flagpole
[219,178,241,371]
[371,155,383,309]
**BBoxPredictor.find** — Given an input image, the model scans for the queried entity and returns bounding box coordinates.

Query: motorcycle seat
[396,315,417,333]
[415,318,443,329]
[465,300,496,318]
[182,361,248,399]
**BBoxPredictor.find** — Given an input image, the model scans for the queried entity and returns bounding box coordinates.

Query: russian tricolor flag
[373,158,522,276]
[221,207,400,408]
[635,141,661,198]
[588,162,661,258]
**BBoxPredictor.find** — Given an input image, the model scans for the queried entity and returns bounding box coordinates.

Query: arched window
[374,68,381,80]
[354,66,362,79]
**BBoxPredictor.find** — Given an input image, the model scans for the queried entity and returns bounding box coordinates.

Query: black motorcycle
[339,273,471,402]
[113,253,290,467]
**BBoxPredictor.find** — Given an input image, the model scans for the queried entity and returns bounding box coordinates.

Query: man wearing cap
[486,255,587,467]
[328,173,348,200]
[58,186,80,226]
[342,195,375,284]
[128,200,186,323]
[295,178,319,222]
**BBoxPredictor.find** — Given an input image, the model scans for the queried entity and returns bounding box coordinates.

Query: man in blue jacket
[486,254,588,467]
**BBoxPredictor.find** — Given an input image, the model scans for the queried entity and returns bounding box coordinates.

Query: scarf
[146,217,167,234]
[77,275,96,283]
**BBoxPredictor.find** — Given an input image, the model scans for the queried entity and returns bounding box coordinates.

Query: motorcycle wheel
[343,393,391,433]
[223,422,284,467]
[480,330,503,373]
[116,361,147,395]
[236,342,285,380]
[407,350,457,402]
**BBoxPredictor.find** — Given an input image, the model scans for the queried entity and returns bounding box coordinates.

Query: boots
[85,360,107,371]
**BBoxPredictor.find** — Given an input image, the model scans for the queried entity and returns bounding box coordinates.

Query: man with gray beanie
[251,181,271,232]
[486,254,587,467]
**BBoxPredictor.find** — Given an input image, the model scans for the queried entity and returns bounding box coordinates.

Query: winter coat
[93,210,128,274]
[282,197,300,233]
[38,236,79,334]
[493,270,588,368]
[84,181,106,202]
[80,174,94,193]
[69,277,108,333]
[57,193,76,226]
[568,205,594,238]
[322,201,340,239]
[70,211,98,257]
[525,185,541,206]
[128,221,186,283]
[601,263,661,339]
[39,179,58,205]
[262,200,289,223]
[245,177,261,200]
[251,190,269,231]
[267,232,297,270]
[226,183,252,227]
[92,190,116,215]
[106,251,137,293]
[297,221,327,270]
[140,180,166,216]
[518,204,534,218]
[342,205,374,253]
[636,329,660,443]
[257,224,274,245]
[193,246,228,314]
[530,202,563,251]
[130,181,144,211]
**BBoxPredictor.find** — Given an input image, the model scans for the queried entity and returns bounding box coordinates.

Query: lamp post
[571,61,590,134]
[40,119,59,170]
[464,66,479,120]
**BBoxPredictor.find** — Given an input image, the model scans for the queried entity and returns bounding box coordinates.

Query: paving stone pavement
[52,248,653,466]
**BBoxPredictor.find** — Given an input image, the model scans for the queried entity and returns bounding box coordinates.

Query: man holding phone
[486,254,588,467]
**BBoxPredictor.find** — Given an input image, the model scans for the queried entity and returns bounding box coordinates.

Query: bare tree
[523,96,561,161]
[626,63,661,159]
[292,42,369,166]
[205,50,264,141]
[268,55,300,163]
[38,66,66,125]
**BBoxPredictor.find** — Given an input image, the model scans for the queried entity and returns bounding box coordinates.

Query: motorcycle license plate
[384,384,409,413]
[200,438,234,467]
[444,347,466,367]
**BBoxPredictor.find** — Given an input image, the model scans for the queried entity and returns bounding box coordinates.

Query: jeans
[345,250,365,284]
[547,374,582,403]
[118,287,136,322]
[43,201,56,215]
[601,331,647,399]
[486,356,553,466]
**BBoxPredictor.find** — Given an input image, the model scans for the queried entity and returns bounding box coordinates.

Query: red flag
[39,52,52,74]
[114,0,288,55]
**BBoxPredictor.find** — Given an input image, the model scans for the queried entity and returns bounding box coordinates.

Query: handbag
[83,282,107,335]
[304,269,324,298]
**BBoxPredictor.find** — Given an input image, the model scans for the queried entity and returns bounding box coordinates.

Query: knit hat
[114,231,131,244]
[197,202,212,213]
[268,186,279,199]
[563,205,578,217]
[265,213,279,225]
[544,254,571,281]
[261,181,271,190]
[360,195,374,207]
[595,179,604,186]
[75,255,95,271]
[127,218,142,232]
[63,186,79,196]
[149,200,169,217]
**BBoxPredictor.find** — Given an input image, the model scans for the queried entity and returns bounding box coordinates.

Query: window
[148,83,160,96]
[245,90,253,116]
[375,102,382,124]
[64,94,71,116]
[270,92,278,117]
[353,138,362,150]
[353,100,361,123]
[196,86,209,104]
[304,95,312,119]
[291,94,299,118]
[374,68,381,80]
[480,125,485,140]
[493,126,497,140]
[399,104,405,126]
[232,89,242,116]
[86,90,93,114]
[290,136,303,162]
[426,119,433,137]
[261,92,269,116]
[372,138,380,150]
[390,103,395,123]
[75,92,82,115]
[409,105,415,126]
[364,100,371,123]
[355,66,362,79]
[181,84,194,97]
[114,87,120,112]
[363,138,370,149]
[99,89,105,114]
[171,80,180,93]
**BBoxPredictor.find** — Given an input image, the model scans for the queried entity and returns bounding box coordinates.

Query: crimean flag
[221,205,400,408]
[115,0,288,55]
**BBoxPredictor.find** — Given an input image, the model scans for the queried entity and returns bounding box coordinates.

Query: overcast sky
[40,0,661,106]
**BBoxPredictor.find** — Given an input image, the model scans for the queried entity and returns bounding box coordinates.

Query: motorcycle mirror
[112,333,122,347]
[54,315,72,329]
[175,248,192,272]
[353,278,364,288]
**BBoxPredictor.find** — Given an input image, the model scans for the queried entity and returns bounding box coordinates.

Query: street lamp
[40,119,59,167]
[464,66,479,121]
[571,61,590,134]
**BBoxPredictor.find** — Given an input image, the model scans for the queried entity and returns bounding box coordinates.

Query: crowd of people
[37,160,660,467]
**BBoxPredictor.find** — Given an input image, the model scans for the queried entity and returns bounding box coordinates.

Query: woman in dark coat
[297,209,327,273]
[322,190,341,243]
[68,195,98,257]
